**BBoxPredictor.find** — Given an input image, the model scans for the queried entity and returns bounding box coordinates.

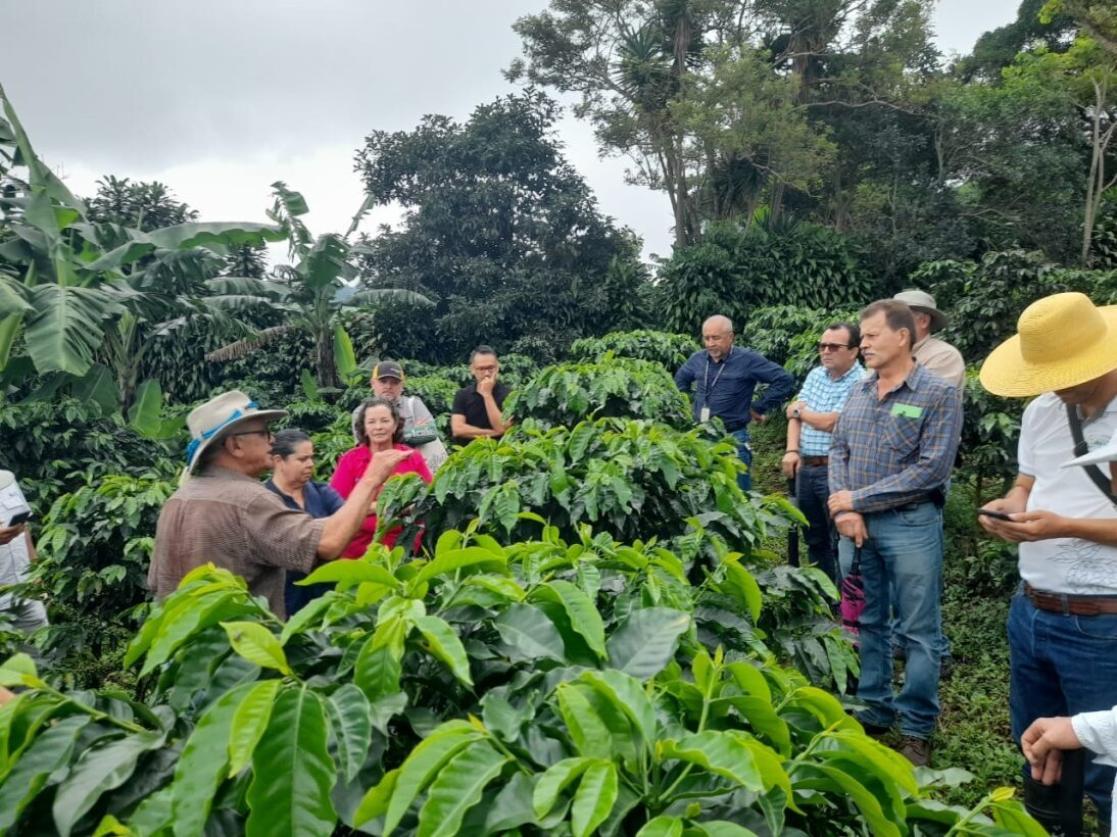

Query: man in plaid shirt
[782,323,864,584]
[827,299,963,767]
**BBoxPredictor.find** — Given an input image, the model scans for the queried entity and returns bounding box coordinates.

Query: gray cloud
[2,0,1019,260]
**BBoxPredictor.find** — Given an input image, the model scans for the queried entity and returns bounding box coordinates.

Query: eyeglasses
[817,343,855,353]
[231,429,274,441]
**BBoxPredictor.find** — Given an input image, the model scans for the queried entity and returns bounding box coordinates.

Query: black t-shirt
[451,381,509,444]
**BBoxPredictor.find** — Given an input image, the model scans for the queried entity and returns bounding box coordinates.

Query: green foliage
[353,91,650,363]
[505,357,691,429]
[0,397,176,505]
[378,418,778,553]
[568,330,698,371]
[0,527,1041,836]
[738,305,860,380]
[914,249,1112,361]
[658,220,872,335]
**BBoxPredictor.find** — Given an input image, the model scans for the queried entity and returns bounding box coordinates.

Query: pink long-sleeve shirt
[329,444,432,558]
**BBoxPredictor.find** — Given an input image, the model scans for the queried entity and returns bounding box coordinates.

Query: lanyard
[703,349,732,400]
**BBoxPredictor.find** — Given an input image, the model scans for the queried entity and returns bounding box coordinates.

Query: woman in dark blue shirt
[265,429,345,616]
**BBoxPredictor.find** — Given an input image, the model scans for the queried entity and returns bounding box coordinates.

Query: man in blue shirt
[828,300,963,767]
[675,314,795,491]
[782,322,864,584]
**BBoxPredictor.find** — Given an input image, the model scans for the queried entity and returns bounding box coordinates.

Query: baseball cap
[373,360,404,381]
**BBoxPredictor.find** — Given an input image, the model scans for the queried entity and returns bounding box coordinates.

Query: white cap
[1065,429,1117,468]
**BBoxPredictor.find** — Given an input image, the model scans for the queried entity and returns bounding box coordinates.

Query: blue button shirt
[796,362,865,456]
[675,347,795,429]
[265,479,344,519]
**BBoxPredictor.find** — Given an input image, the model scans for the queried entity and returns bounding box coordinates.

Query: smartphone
[6,510,32,527]
[977,508,1013,522]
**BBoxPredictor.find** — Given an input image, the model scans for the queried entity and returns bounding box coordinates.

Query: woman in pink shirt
[330,397,432,557]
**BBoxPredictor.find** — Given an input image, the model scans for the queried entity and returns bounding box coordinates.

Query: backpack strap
[1065,403,1117,505]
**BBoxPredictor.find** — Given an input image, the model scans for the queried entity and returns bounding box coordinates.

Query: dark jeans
[796,463,838,585]
[729,428,752,492]
[1008,593,1117,825]
[838,501,944,739]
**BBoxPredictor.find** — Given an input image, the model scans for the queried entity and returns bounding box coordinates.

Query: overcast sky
[2,0,1020,263]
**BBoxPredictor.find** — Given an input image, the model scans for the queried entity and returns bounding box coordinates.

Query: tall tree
[510,0,939,248]
[353,91,647,361]
[87,176,198,231]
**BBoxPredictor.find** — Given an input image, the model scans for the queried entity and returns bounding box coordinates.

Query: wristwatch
[791,408,801,419]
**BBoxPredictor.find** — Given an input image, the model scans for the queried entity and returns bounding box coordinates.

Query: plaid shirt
[796,362,865,456]
[829,363,962,513]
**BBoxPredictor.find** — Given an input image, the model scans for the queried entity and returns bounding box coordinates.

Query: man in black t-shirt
[450,346,510,446]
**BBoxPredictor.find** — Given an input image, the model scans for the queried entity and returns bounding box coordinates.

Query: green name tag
[891,403,923,419]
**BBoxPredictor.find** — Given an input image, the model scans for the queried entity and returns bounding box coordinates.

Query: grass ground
[749,419,1022,810]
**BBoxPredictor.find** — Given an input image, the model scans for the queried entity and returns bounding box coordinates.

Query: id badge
[699,406,711,423]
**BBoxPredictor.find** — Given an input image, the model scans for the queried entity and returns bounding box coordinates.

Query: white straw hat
[184,390,286,476]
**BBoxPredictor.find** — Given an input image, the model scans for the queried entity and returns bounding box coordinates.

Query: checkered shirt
[829,363,962,513]
[796,363,865,456]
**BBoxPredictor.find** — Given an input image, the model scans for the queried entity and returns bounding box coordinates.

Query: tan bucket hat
[893,289,948,333]
[184,390,287,476]
[979,293,1117,397]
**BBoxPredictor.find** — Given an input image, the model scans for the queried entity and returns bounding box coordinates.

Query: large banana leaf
[22,285,125,376]
[0,83,86,213]
[301,234,355,293]
[86,223,286,274]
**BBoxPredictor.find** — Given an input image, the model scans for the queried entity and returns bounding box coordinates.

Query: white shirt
[1072,708,1117,836]
[0,534,31,610]
[1017,392,1117,594]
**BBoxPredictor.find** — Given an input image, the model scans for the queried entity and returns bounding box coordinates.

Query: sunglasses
[817,342,856,352]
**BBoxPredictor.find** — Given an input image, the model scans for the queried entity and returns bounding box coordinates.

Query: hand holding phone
[977,508,1014,522]
[7,510,32,527]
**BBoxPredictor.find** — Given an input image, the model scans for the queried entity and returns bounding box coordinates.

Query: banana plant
[0,84,288,410]
[206,182,431,389]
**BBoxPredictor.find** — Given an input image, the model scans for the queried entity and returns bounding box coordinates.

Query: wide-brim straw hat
[980,293,1117,397]
[184,390,286,477]
[893,289,948,333]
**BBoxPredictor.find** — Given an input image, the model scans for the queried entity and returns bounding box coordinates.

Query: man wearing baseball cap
[893,289,965,389]
[150,390,408,617]
[353,360,448,471]
[979,292,1117,834]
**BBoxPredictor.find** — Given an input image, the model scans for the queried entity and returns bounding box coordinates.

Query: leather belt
[801,455,829,467]
[1024,583,1117,616]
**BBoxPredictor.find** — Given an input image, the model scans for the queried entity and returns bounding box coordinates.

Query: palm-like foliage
[0,84,288,411]
[206,182,430,387]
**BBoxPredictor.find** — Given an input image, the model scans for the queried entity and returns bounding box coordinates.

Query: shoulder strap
[1065,403,1117,504]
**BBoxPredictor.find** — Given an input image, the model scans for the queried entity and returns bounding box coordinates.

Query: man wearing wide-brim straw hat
[979,292,1117,835]
[149,390,409,618]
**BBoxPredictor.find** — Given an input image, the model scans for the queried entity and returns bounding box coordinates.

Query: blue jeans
[796,464,837,584]
[1008,593,1117,824]
[838,501,944,738]
[730,429,752,492]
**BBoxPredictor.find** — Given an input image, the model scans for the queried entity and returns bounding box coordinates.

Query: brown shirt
[149,467,325,618]
[913,335,966,389]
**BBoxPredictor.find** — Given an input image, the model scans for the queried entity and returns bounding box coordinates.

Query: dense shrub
[658,220,874,335]
[0,398,176,506]
[378,418,780,553]
[914,249,1114,362]
[568,329,698,371]
[739,305,859,380]
[505,358,691,430]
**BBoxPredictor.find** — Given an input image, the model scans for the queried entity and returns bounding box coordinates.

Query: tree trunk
[315,328,339,389]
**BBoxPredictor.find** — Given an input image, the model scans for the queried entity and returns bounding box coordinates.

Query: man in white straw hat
[979,292,1117,835]
[892,289,965,389]
[150,390,408,618]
